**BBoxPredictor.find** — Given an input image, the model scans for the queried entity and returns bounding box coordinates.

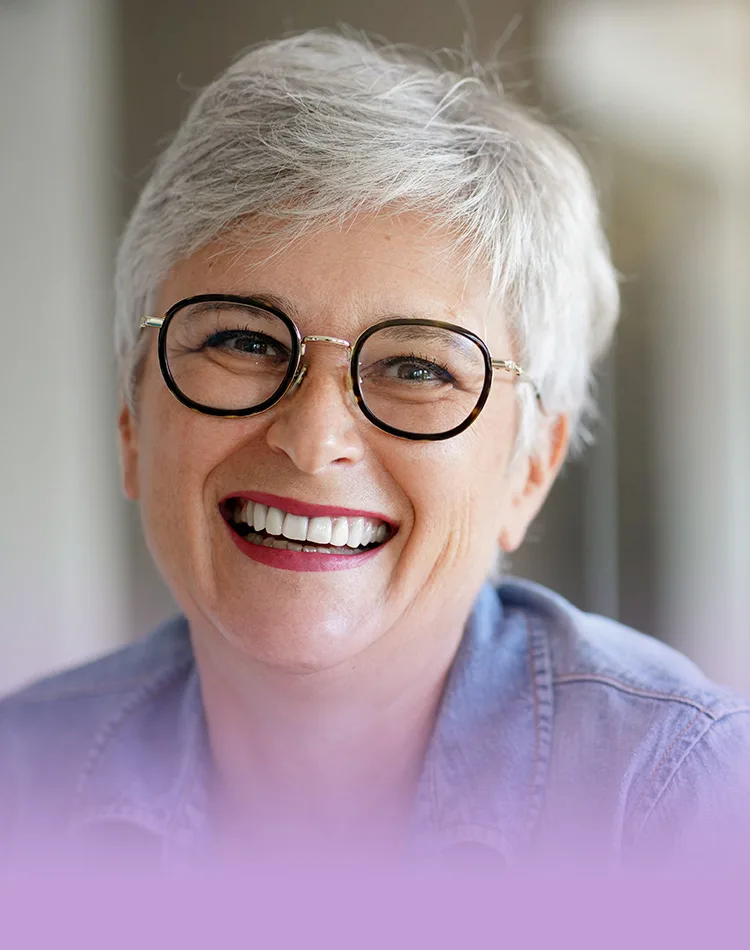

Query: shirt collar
[409,583,554,863]
[70,637,213,863]
[70,583,554,864]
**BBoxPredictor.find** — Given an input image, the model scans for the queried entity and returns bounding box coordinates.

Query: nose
[264,350,366,474]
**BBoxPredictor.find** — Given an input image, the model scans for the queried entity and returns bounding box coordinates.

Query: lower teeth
[245,530,365,555]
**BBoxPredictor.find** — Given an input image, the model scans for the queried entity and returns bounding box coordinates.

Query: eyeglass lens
[163,300,489,435]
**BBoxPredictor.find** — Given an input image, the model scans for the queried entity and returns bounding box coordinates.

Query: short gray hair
[115,29,619,454]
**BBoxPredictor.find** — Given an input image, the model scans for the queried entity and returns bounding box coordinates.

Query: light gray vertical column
[540,0,750,692]
[582,355,619,620]
[0,0,127,693]
[718,166,750,692]
[654,169,750,693]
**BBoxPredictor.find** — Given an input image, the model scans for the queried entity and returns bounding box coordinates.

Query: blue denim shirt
[2,578,749,865]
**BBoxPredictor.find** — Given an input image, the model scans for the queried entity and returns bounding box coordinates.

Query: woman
[2,30,748,867]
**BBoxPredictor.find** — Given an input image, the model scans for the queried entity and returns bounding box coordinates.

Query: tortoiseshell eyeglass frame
[140,293,543,442]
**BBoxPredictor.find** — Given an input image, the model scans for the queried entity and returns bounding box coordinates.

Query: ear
[498,414,569,553]
[118,403,140,501]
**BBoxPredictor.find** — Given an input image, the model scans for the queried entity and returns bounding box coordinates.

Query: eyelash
[202,323,256,344]
[380,353,454,380]
[200,324,287,352]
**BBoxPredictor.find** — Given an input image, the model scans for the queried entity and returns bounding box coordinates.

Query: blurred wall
[0,0,127,694]
[540,0,750,688]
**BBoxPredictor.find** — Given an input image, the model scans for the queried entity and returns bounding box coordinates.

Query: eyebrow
[181,297,286,324]
[375,324,476,347]
[227,292,302,320]
[209,291,479,336]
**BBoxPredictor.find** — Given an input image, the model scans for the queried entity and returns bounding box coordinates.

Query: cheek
[138,411,198,496]
[134,394,230,539]
[136,413,201,566]
[432,425,514,548]
[388,429,508,547]
[136,368,230,484]
[133,403,246,606]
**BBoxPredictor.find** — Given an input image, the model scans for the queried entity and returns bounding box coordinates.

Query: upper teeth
[235,501,389,548]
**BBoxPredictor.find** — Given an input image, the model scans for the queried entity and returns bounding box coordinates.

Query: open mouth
[220,498,394,556]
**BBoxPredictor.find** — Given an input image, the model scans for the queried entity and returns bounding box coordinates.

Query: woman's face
[120,214,564,672]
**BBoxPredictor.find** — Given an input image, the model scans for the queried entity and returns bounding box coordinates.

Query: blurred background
[1,0,748,694]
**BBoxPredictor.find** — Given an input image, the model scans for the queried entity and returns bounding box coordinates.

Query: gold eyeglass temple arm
[491,359,543,404]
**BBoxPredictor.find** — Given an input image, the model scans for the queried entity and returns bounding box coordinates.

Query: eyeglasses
[140,294,541,442]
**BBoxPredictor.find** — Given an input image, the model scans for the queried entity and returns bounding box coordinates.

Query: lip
[219,491,397,526]
[224,520,388,573]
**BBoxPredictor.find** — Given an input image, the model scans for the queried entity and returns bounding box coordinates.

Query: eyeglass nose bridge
[288,334,355,396]
[300,334,352,354]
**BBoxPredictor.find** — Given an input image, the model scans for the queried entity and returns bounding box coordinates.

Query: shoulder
[0,614,193,737]
[498,576,749,719]
[0,616,192,826]
[497,578,750,855]
[1,614,192,708]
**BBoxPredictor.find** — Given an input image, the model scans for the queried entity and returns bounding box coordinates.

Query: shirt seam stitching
[526,620,541,820]
[630,710,705,828]
[74,660,194,805]
[552,674,746,719]
[2,677,183,703]
[633,707,750,841]
[523,614,554,847]
[629,719,716,844]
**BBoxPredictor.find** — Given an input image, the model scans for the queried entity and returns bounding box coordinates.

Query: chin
[205,600,382,674]
[223,627,373,675]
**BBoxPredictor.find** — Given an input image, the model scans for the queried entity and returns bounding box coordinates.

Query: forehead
[156,213,505,344]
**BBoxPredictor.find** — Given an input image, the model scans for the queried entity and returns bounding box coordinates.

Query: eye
[376,356,455,384]
[204,329,289,361]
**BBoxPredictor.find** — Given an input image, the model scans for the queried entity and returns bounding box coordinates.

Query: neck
[191,610,466,858]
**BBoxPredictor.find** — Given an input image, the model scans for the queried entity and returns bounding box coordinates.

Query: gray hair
[115,29,619,455]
